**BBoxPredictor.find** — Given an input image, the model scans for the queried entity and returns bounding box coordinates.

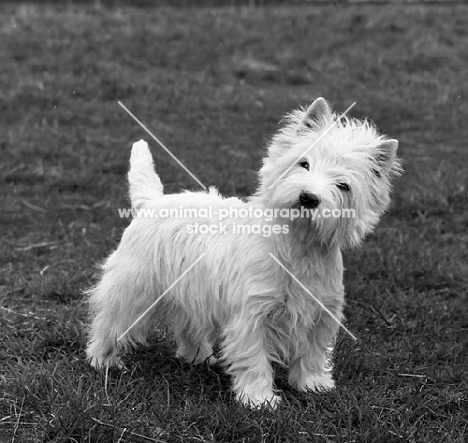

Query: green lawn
[1,3,467,442]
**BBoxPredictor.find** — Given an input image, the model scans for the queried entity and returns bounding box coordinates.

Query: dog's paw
[177,343,217,366]
[298,373,335,392]
[178,353,219,366]
[204,355,219,366]
[237,391,281,409]
[88,355,125,370]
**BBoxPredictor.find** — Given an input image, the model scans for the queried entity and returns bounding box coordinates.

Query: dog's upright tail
[128,140,163,209]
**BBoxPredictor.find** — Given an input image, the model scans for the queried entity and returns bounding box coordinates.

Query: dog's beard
[283,200,355,248]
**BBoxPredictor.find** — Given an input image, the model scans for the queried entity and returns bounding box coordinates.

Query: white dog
[86,98,400,408]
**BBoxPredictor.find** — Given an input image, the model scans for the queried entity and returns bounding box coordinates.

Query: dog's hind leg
[86,309,126,369]
[172,314,217,365]
[176,333,217,365]
[86,250,158,369]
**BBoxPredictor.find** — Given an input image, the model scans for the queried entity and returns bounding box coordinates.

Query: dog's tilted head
[255,98,402,248]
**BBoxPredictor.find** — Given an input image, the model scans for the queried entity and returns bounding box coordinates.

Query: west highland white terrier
[86,98,401,408]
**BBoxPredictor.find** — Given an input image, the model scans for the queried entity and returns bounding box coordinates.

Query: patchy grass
[1,3,467,442]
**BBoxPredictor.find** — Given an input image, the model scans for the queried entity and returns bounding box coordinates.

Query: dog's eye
[372,169,381,178]
[300,161,310,171]
[336,183,350,191]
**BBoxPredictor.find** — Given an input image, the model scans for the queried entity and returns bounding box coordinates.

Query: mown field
[1,3,467,442]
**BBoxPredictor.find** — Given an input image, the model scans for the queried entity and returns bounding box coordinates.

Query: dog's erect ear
[302,97,333,129]
[374,139,398,174]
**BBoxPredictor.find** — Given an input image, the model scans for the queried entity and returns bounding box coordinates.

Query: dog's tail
[128,140,163,209]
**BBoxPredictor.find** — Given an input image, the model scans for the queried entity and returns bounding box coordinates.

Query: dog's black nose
[299,192,321,209]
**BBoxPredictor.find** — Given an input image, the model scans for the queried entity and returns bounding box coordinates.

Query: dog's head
[255,98,402,248]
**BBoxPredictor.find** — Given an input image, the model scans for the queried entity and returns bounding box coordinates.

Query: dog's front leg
[220,313,280,409]
[288,313,341,392]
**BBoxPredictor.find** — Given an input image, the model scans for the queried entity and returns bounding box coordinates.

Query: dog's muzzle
[299,191,321,209]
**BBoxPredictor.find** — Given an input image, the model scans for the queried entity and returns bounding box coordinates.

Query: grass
[1,2,467,442]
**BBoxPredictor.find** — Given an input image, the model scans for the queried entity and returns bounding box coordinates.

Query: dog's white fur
[86,98,400,408]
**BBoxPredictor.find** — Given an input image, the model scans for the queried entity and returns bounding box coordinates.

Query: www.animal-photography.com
[1,0,467,442]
